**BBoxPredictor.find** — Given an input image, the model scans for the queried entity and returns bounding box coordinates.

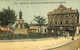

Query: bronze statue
[19,10,22,19]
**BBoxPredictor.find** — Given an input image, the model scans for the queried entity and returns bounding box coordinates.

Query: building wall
[29,26,39,33]
[76,26,80,34]
[29,25,48,33]
[48,13,78,25]
[48,4,79,26]
[47,4,79,34]
[41,26,48,33]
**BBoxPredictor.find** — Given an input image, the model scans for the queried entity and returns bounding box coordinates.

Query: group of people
[53,32,58,39]
[52,30,70,39]
[52,30,58,39]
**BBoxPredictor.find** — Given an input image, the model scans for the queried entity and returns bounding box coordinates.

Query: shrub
[0,32,54,40]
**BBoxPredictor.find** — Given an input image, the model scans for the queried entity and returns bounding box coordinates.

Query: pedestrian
[54,32,58,39]
[52,30,54,37]
[64,31,67,38]
[67,32,69,39]
[54,32,56,39]
[56,32,58,39]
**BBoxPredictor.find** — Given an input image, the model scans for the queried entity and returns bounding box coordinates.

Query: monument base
[14,28,29,34]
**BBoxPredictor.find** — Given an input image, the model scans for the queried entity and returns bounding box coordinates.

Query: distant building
[47,4,79,34]
[29,24,48,33]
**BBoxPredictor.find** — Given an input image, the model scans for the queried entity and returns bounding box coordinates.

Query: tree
[24,22,30,29]
[33,16,45,33]
[0,7,17,27]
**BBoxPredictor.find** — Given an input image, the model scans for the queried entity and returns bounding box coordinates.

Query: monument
[14,10,28,34]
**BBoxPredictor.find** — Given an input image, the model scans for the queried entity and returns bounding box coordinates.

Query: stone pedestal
[14,28,28,34]
[14,19,28,34]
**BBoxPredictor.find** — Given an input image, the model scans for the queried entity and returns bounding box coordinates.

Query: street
[0,36,79,50]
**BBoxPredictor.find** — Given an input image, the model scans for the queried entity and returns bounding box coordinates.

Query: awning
[69,29,75,31]
[47,27,55,30]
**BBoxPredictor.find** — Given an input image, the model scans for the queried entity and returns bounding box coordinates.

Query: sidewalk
[0,35,80,50]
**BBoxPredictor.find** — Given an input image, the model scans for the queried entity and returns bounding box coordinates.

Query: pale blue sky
[0,0,80,24]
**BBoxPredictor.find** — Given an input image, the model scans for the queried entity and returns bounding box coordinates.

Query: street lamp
[70,22,75,40]
[60,27,63,35]
[70,28,75,40]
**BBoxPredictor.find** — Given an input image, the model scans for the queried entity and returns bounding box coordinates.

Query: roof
[57,4,66,10]
[48,4,78,15]
[30,24,48,26]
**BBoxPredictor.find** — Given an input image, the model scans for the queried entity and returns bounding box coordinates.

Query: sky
[0,0,80,24]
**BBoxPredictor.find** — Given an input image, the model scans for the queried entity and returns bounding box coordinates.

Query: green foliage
[0,7,17,27]
[0,32,53,40]
[33,16,46,33]
[24,22,30,28]
[34,16,45,26]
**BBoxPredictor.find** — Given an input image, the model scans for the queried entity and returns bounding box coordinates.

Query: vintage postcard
[0,0,80,50]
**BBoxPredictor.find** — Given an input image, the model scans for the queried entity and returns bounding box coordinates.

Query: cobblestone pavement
[0,35,80,50]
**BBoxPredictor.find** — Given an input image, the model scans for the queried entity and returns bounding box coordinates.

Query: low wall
[46,37,80,50]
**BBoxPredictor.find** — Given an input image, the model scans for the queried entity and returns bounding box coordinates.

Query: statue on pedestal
[14,10,28,34]
[19,10,22,19]
[18,10,24,28]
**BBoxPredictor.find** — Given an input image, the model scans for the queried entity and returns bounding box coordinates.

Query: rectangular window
[66,21,68,24]
[60,21,62,24]
[55,21,57,24]
[45,29,46,32]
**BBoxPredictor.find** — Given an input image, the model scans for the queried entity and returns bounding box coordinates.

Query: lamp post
[71,29,75,40]
[60,27,63,35]
[71,22,75,40]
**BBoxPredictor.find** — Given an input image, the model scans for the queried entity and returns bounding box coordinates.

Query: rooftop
[48,4,78,15]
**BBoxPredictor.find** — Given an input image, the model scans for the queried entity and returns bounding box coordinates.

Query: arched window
[61,16,62,18]
[66,16,68,19]
[72,16,74,17]
[70,16,74,19]
[60,16,63,20]
[55,16,58,20]
[55,17,57,18]
[66,16,68,17]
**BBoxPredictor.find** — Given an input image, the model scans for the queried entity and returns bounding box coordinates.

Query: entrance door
[79,29,80,34]
[60,29,63,34]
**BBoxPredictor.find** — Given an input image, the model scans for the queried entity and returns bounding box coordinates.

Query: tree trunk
[38,26,41,33]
